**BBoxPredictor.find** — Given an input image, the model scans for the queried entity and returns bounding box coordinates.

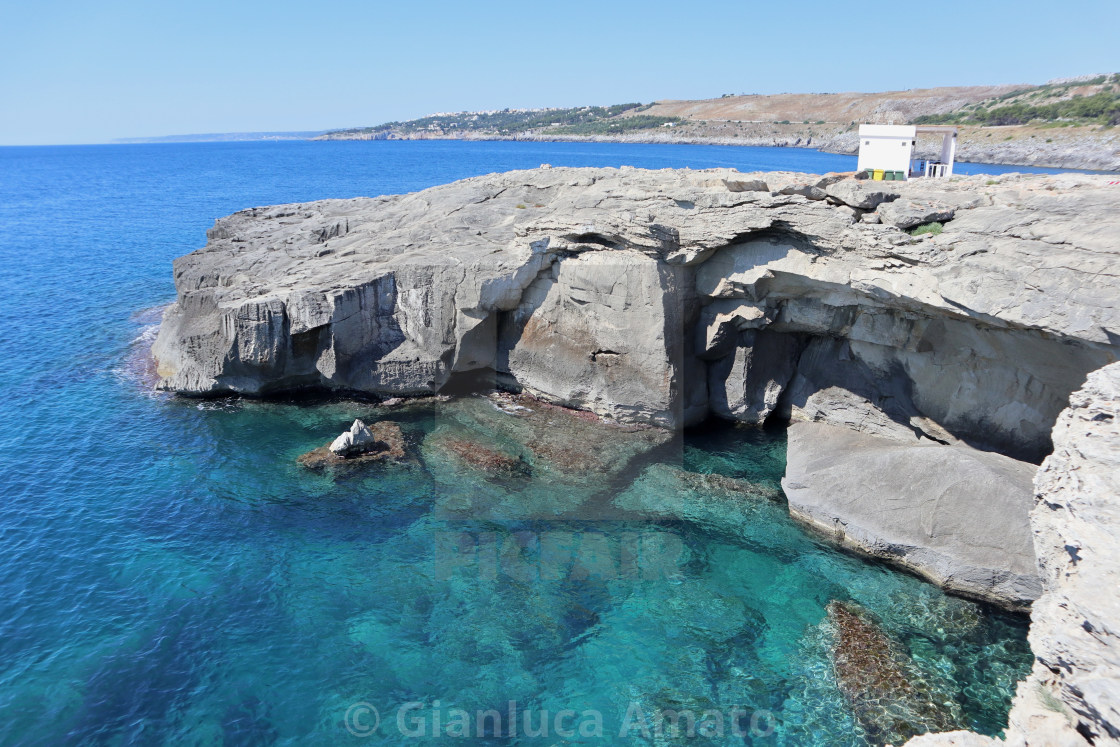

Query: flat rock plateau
[153,167,1120,743]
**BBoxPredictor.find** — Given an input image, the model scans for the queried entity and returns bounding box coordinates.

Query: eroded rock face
[783,421,1041,610]
[906,363,1120,746]
[153,167,1119,462]
[497,249,696,427]
[1006,363,1120,746]
[877,198,956,229]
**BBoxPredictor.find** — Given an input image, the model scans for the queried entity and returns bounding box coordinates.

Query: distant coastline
[313,76,1120,172]
[105,128,1119,172]
[312,128,1119,172]
[110,75,1120,171]
[114,130,328,144]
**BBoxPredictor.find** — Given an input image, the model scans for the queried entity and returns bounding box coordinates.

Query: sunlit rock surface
[908,363,1120,746]
[784,421,1041,610]
[154,167,1119,462]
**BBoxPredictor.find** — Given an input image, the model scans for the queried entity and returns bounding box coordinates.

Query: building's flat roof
[858,123,958,137]
[858,124,915,137]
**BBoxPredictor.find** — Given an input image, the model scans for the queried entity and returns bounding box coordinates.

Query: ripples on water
[0,141,1037,745]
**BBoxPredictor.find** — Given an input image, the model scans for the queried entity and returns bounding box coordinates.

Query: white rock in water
[328,419,377,456]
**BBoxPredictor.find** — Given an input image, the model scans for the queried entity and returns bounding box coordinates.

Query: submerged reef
[828,600,961,744]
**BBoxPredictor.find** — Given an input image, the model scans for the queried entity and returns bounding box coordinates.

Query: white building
[856,124,958,179]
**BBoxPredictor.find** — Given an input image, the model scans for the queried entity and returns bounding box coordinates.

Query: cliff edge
[908,362,1120,745]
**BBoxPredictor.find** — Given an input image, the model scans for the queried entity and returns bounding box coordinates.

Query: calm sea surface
[0,141,1044,745]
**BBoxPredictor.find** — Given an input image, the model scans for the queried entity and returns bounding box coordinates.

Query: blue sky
[1,0,1117,144]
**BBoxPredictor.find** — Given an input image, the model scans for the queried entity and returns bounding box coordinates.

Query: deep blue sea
[0,141,1049,746]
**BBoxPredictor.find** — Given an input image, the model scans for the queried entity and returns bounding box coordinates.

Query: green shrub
[910,222,943,236]
[913,90,1120,127]
[553,115,681,135]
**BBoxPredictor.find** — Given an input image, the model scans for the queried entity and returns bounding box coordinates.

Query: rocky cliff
[154,167,1118,459]
[908,363,1120,746]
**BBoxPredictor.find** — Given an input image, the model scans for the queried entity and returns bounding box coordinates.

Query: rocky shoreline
[152,166,1119,743]
[314,128,1120,172]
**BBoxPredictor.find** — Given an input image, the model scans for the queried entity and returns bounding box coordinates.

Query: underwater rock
[828,600,961,745]
[297,420,406,470]
[614,463,785,539]
[430,434,530,478]
[418,395,672,520]
[671,469,783,501]
[481,392,671,478]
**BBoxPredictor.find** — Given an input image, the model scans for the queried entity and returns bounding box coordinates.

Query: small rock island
[152,167,1120,744]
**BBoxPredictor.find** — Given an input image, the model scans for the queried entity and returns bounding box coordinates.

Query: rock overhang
[151,166,1119,459]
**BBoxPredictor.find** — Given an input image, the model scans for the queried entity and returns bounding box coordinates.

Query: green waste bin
[894,170,906,181]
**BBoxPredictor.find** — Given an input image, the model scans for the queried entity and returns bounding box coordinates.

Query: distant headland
[112,75,1120,171]
[314,74,1119,171]
[113,130,328,144]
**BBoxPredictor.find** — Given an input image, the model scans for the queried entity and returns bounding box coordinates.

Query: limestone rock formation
[1016,362,1120,744]
[783,421,1041,610]
[297,419,406,470]
[878,198,956,229]
[156,166,1118,608]
[153,167,1118,462]
[907,363,1120,746]
[329,418,378,456]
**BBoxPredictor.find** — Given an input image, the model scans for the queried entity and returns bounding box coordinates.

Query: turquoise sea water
[0,141,1041,746]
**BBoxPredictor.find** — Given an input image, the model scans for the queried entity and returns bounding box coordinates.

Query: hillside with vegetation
[317,104,681,140]
[914,74,1120,127]
[315,75,1120,170]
